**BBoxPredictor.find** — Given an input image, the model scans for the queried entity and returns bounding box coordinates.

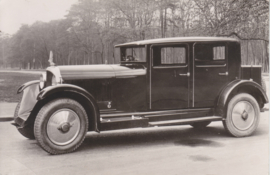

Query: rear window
[195,43,226,65]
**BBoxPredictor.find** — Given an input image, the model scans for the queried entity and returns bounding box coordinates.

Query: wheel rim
[47,109,81,146]
[231,101,255,131]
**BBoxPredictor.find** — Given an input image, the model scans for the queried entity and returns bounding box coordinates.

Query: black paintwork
[16,37,268,131]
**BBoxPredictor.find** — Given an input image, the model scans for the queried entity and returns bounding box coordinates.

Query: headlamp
[39,73,46,89]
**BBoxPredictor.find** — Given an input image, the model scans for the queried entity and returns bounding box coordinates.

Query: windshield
[118,46,146,62]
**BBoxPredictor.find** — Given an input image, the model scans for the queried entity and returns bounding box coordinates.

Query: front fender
[17,80,39,94]
[37,84,100,132]
[15,82,40,127]
[216,79,268,117]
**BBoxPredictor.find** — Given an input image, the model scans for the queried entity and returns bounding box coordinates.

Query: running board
[148,116,222,126]
[100,108,212,118]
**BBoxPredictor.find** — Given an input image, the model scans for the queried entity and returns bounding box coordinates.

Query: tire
[14,101,35,139]
[223,93,260,137]
[34,98,88,155]
[190,121,211,129]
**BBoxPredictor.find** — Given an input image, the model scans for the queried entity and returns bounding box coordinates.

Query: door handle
[179,72,190,77]
[219,72,228,76]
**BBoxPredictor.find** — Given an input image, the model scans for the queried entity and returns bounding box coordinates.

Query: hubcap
[47,109,80,146]
[231,101,255,131]
[57,122,71,133]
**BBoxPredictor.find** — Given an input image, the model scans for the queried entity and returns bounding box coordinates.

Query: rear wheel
[34,98,88,154]
[190,121,211,129]
[14,101,35,139]
[223,93,260,137]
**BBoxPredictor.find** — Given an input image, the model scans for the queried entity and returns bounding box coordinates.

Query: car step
[148,116,222,126]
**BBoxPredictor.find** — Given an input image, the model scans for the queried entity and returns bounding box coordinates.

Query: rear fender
[216,80,268,118]
[37,84,100,132]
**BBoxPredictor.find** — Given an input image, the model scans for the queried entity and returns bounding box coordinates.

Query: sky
[0,0,78,35]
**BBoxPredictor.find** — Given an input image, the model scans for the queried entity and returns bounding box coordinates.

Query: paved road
[0,111,268,175]
[0,103,17,121]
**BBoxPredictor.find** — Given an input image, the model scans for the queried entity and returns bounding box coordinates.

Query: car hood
[57,64,146,80]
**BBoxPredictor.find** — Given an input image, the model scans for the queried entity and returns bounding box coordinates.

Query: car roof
[115,37,239,47]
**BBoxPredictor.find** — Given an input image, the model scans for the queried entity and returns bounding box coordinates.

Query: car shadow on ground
[80,123,228,151]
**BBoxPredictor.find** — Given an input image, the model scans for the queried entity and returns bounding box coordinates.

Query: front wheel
[223,93,260,137]
[34,98,88,154]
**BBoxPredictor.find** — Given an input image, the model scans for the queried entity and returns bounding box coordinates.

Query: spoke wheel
[34,98,88,154]
[223,93,260,137]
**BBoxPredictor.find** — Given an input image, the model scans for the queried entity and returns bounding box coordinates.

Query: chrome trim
[101,108,212,118]
[241,65,262,68]
[150,46,153,109]
[100,109,116,111]
[187,44,190,107]
[153,65,188,69]
[149,116,222,126]
[47,66,62,84]
[39,73,47,89]
[192,43,195,107]
[146,112,188,117]
[59,73,115,80]
[196,64,226,68]
[179,72,190,77]
[219,72,228,76]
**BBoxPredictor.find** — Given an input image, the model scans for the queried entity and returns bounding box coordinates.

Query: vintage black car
[13,37,268,154]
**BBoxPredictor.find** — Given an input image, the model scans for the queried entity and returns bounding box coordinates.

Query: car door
[193,42,228,108]
[150,44,190,110]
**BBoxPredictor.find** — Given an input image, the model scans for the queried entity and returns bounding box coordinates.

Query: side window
[195,43,226,65]
[213,46,225,60]
[121,47,146,62]
[153,45,187,66]
[161,47,186,64]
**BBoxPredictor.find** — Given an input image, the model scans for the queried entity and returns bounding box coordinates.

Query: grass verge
[0,72,39,102]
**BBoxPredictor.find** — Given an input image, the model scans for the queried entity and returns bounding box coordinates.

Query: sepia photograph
[0,0,269,174]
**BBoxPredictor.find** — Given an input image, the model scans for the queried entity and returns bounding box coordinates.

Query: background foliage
[0,0,269,71]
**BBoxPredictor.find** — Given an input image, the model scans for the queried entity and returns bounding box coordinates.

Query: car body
[13,37,268,154]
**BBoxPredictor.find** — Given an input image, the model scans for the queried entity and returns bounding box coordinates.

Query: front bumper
[15,83,40,127]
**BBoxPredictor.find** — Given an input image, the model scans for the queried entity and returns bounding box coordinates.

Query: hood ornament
[48,51,56,66]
